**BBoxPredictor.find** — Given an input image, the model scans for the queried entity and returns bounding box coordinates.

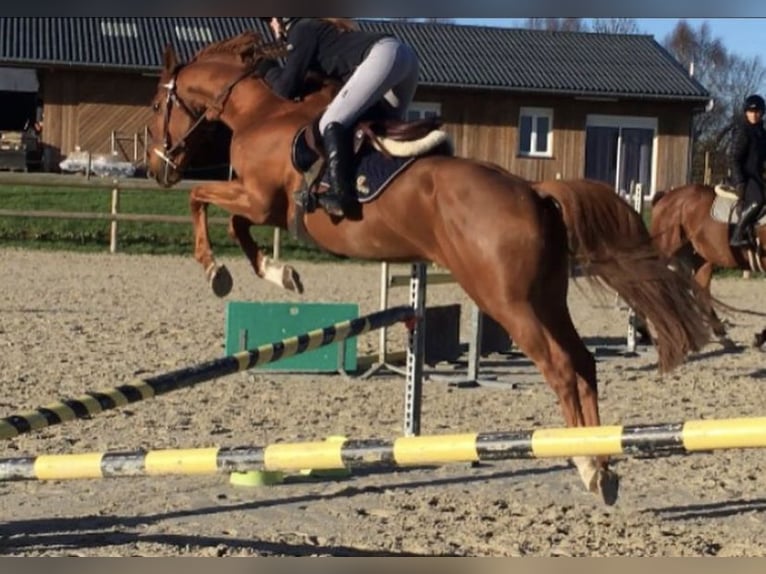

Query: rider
[259,18,420,217]
[728,93,766,247]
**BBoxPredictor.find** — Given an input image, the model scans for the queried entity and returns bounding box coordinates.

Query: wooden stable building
[0,17,710,194]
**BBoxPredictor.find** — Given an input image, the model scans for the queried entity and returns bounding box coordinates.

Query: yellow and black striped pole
[2,416,765,481]
[0,306,416,442]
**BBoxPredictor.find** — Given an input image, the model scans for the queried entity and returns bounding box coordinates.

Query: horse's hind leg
[491,300,619,506]
[229,215,303,294]
[538,293,620,505]
[694,260,733,347]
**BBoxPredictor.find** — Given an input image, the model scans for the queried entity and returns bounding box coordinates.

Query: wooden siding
[34,70,697,192]
[40,69,156,165]
[416,86,696,192]
[656,108,693,191]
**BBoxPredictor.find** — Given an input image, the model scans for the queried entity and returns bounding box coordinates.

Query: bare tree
[523,18,586,32]
[662,20,766,183]
[521,17,640,34]
[397,18,454,24]
[590,19,640,34]
[666,22,728,139]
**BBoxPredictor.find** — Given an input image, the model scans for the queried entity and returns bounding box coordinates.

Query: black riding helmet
[744,94,766,113]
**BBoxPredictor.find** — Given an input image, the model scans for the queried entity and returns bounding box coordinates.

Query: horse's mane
[191,31,290,69]
[186,30,339,98]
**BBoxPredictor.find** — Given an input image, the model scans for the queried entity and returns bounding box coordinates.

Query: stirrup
[318,192,348,217]
[730,231,753,248]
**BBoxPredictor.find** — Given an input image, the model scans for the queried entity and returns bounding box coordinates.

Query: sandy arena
[1,248,765,556]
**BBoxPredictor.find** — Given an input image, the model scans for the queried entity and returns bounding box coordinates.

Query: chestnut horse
[650,183,766,346]
[144,32,713,505]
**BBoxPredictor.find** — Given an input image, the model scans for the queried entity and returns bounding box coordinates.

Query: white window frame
[100,21,139,38]
[586,114,658,197]
[518,107,554,158]
[407,102,442,121]
[174,25,214,43]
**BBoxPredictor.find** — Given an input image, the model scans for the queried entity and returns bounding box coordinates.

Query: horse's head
[145,44,204,187]
[146,31,288,187]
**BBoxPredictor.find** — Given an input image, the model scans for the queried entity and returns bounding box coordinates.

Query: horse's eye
[152,102,161,112]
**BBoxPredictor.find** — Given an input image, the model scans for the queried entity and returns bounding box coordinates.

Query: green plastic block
[224,301,359,373]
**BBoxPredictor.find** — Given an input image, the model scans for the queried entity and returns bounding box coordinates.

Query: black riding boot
[730,201,761,247]
[319,122,356,217]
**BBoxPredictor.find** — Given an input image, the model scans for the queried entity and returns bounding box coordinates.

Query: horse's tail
[533,178,652,268]
[535,179,712,373]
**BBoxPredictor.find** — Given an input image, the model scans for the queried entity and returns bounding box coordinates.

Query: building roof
[0,17,268,72]
[0,17,710,103]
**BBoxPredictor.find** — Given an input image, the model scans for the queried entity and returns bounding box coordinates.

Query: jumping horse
[144,31,713,505]
[650,183,766,347]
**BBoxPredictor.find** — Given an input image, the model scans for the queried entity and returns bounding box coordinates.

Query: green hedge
[0,184,334,260]
[1,183,761,278]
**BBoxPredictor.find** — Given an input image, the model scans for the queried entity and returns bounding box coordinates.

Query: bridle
[153,63,254,180]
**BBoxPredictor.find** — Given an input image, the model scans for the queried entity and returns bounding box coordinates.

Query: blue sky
[455,18,766,63]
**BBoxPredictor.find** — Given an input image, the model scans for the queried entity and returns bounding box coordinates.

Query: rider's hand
[255,58,280,78]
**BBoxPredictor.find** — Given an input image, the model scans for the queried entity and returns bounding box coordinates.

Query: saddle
[713,183,741,201]
[710,185,766,226]
[290,115,453,210]
[711,185,766,268]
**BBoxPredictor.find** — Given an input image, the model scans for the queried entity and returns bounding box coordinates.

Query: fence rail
[0,172,281,257]
[0,208,227,225]
[0,171,197,190]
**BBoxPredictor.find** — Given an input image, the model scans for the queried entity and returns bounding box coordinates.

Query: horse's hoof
[751,330,766,349]
[210,264,234,298]
[283,265,304,294]
[720,337,737,351]
[596,469,620,506]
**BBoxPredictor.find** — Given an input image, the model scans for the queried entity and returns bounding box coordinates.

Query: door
[619,127,654,197]
[584,116,656,197]
[584,125,619,188]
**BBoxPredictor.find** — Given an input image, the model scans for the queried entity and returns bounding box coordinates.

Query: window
[585,115,657,197]
[407,102,441,121]
[100,21,139,38]
[174,26,214,43]
[518,107,553,158]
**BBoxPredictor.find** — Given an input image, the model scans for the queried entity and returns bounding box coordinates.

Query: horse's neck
[183,58,337,125]
[226,80,335,138]
[181,63,271,123]
[226,80,286,121]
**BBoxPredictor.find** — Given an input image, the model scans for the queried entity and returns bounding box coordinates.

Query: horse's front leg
[185,180,302,297]
[190,185,233,297]
[228,215,304,294]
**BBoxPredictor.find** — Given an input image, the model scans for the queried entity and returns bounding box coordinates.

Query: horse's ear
[163,43,178,72]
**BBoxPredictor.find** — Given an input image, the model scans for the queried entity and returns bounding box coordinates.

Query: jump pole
[3,416,766,482]
[0,305,416,441]
[626,182,644,353]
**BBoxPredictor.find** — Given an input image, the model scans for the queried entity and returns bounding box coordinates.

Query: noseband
[155,64,254,173]
[154,73,204,171]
